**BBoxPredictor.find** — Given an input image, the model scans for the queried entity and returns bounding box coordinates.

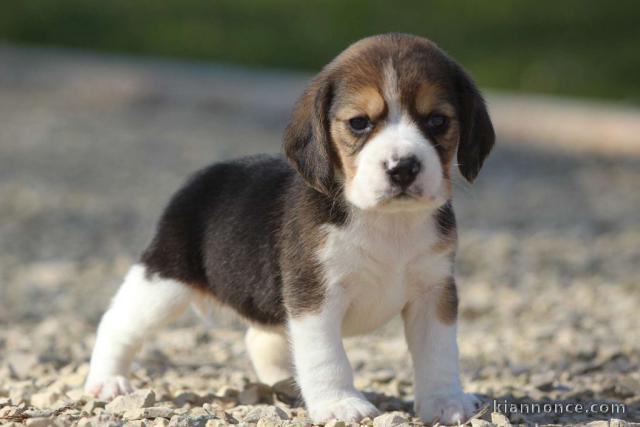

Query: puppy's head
[284,33,495,212]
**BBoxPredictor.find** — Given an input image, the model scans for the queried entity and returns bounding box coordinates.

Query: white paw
[84,375,134,401]
[309,395,380,423]
[416,392,480,425]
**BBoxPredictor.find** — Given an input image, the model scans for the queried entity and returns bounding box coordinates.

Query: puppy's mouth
[395,190,415,199]
[390,186,423,200]
[375,187,443,211]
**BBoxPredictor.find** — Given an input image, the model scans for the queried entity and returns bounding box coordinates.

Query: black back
[141,155,294,325]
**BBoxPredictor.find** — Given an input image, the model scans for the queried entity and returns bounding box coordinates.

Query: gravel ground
[1,45,639,426]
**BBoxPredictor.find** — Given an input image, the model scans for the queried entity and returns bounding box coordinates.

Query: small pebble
[372,412,409,427]
[491,412,512,427]
[30,390,61,408]
[105,389,156,414]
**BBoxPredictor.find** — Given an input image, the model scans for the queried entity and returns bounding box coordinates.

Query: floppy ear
[454,67,495,182]
[283,73,336,195]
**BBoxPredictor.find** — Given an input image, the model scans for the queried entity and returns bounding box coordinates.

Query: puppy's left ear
[283,73,336,195]
[454,66,495,182]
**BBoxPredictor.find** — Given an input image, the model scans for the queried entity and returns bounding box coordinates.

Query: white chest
[317,212,453,336]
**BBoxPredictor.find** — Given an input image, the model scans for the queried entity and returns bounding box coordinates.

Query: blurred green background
[1,0,638,103]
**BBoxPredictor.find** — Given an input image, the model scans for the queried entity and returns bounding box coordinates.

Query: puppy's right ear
[283,73,336,195]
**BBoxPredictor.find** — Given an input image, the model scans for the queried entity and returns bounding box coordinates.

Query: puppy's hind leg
[245,326,293,385]
[85,264,194,400]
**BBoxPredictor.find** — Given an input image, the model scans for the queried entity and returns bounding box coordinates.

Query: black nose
[386,156,421,188]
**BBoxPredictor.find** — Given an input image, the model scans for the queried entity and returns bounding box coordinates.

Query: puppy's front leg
[403,277,479,425]
[288,288,379,423]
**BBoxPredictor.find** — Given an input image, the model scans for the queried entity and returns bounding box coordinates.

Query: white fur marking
[245,326,293,385]
[403,289,478,424]
[289,285,379,423]
[85,264,194,399]
[291,208,456,423]
[382,61,400,120]
[347,116,445,210]
[318,210,452,337]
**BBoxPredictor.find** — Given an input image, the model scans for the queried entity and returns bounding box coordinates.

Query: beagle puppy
[85,33,495,424]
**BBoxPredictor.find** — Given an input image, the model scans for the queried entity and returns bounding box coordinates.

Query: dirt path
[1,45,639,426]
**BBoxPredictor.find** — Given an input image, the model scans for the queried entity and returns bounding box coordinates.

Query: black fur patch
[141,155,347,326]
[437,276,459,324]
[434,200,456,237]
[280,179,348,317]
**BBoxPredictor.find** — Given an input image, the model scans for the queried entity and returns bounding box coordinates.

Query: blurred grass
[1,0,638,103]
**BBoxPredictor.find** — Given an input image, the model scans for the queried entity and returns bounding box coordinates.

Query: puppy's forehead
[330,34,456,111]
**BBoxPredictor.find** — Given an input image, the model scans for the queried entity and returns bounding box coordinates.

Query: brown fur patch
[334,86,386,122]
[283,73,338,196]
[330,85,386,185]
[331,130,358,186]
[413,82,459,171]
[415,82,454,117]
[281,224,329,317]
[432,200,457,255]
[280,181,348,318]
[436,276,459,324]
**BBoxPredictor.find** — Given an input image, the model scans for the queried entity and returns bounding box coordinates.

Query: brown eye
[348,116,372,134]
[425,114,449,135]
